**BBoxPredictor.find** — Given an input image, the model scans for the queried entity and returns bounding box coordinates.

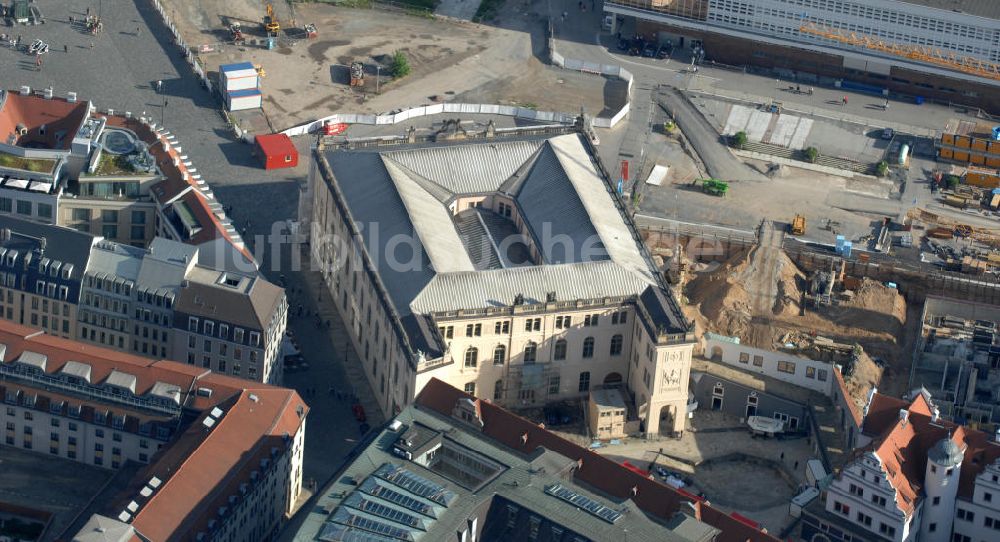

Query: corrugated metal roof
[515,141,603,265]
[322,134,676,326]
[383,139,544,194]
[547,134,655,285]
[410,261,649,314]
[382,157,474,273]
[328,150,436,317]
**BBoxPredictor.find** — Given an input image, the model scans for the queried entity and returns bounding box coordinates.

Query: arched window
[610,334,623,356]
[464,347,478,368]
[524,341,537,363]
[494,379,504,400]
[554,338,567,361]
[582,337,595,359]
[493,345,506,365]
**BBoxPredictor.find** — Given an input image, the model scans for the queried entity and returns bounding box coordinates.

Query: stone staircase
[454,209,502,270]
[742,140,876,175]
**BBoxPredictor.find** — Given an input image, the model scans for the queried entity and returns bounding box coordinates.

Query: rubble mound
[830,279,907,336]
[685,251,754,338]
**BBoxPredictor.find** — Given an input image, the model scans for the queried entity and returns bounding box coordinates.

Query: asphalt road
[656,86,765,181]
[0,0,306,251]
[0,0,370,491]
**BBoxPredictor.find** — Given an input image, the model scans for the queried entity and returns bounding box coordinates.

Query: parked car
[616,37,629,51]
[628,39,643,56]
[656,45,672,59]
[642,43,657,58]
[882,127,895,140]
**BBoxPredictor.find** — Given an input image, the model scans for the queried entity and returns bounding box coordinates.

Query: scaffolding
[799,23,1000,82]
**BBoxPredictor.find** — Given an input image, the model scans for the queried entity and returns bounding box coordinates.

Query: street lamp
[376,65,380,95]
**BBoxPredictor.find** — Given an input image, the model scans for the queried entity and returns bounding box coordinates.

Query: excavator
[263,3,280,36]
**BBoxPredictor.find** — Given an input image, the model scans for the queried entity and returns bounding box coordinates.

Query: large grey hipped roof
[323,133,671,318]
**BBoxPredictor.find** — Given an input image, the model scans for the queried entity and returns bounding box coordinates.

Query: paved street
[0,0,374,489]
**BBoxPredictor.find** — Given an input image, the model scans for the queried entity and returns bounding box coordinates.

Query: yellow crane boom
[799,23,1000,81]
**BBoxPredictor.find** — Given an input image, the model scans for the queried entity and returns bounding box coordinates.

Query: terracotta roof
[128,388,307,541]
[415,378,779,542]
[97,114,252,263]
[862,393,910,437]
[0,91,88,150]
[858,392,1000,517]
[833,367,864,427]
[0,319,307,541]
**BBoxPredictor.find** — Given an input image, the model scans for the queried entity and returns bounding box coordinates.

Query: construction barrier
[282,104,577,137]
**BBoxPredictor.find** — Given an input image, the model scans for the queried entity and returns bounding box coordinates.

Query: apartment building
[293,378,777,542]
[0,320,307,542]
[302,126,696,436]
[0,87,248,262]
[605,0,1000,111]
[0,215,286,384]
[800,390,1000,542]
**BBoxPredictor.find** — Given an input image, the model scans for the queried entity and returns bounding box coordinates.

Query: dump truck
[791,214,806,235]
[691,178,728,196]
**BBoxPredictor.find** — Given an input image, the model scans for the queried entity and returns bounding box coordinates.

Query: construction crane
[263,3,280,36]
[799,23,1000,81]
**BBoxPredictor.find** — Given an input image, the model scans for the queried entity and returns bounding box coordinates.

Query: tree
[945,175,960,190]
[876,160,889,177]
[731,131,748,149]
[390,50,410,78]
[804,146,819,163]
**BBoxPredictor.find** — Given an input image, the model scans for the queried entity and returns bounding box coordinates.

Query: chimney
[520,433,528,446]
[899,409,909,426]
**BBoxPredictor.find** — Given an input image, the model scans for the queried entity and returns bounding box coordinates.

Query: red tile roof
[0,91,88,150]
[834,367,864,427]
[97,113,252,262]
[858,392,1000,516]
[0,320,307,541]
[415,378,779,542]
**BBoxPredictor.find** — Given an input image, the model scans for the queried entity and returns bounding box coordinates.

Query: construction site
[157,0,616,132]
[644,221,917,407]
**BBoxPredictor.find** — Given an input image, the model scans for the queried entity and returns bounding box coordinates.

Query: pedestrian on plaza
[35,54,41,69]
[136,26,141,36]
[90,41,94,49]
[69,15,73,24]
[843,95,848,106]
[562,11,567,21]
[884,99,890,110]
[63,44,67,53]
[86,7,90,16]
[156,80,162,92]
[794,461,800,470]
[780,451,785,461]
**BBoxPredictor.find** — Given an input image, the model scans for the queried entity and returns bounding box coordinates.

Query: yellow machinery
[799,23,1000,81]
[791,214,806,235]
[263,3,280,35]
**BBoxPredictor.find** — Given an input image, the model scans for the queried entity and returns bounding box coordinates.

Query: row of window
[735,351,829,381]
[441,312,629,340]
[831,500,896,537]
[483,371,594,401]
[461,335,625,367]
[188,316,259,346]
[0,197,53,219]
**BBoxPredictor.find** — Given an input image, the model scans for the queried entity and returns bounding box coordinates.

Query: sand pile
[829,279,907,337]
[685,251,755,338]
